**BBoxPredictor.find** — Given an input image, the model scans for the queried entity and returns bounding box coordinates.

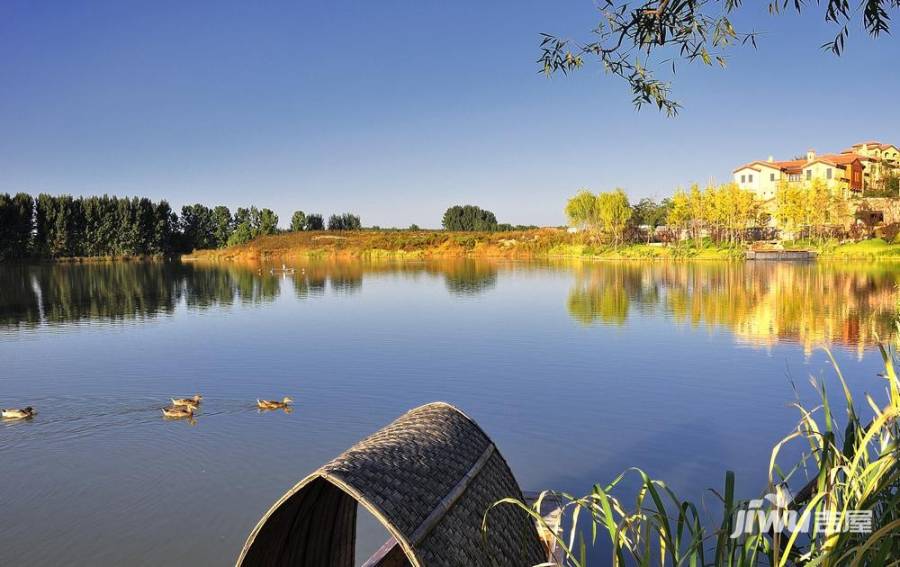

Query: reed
[485,345,900,566]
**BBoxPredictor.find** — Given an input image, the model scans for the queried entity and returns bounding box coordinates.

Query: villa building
[732,141,900,201]
[842,141,900,184]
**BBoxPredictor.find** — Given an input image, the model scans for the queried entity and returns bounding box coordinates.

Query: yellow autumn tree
[687,184,706,244]
[774,180,805,238]
[666,189,691,241]
[595,189,632,245]
[565,190,598,231]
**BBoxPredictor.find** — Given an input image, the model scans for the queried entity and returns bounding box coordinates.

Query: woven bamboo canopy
[236,402,547,567]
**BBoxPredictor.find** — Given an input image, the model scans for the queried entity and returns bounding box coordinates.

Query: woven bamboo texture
[237,402,546,567]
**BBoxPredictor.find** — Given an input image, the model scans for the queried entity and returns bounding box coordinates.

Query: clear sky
[1,1,898,228]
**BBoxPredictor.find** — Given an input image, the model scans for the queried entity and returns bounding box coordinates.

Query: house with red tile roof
[733,143,899,201]
[841,142,900,185]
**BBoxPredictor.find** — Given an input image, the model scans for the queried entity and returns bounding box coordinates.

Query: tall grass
[484,346,900,566]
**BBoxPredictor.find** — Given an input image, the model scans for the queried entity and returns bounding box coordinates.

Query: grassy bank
[813,238,900,260]
[182,229,900,262]
[183,229,571,261]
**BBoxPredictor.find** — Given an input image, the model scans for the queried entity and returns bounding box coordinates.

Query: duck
[162,405,196,419]
[1,407,34,420]
[171,394,202,408]
[257,397,293,410]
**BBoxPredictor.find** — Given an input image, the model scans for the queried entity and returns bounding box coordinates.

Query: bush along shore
[182,229,900,262]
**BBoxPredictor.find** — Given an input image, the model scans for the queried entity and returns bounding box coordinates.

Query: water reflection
[442,262,498,296]
[3,259,897,352]
[0,259,502,330]
[0,265,41,327]
[566,262,899,352]
[1,262,284,329]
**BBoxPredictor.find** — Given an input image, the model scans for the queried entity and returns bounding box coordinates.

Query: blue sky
[1,1,898,228]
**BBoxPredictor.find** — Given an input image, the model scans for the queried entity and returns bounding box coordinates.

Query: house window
[748,174,753,183]
[741,175,746,183]
[770,173,775,181]
[827,168,832,179]
[806,169,812,180]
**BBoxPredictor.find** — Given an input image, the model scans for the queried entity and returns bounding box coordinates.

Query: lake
[2,258,898,565]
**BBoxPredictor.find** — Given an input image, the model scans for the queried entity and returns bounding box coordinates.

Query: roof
[848,142,898,151]
[732,160,802,173]
[774,159,808,173]
[806,153,863,168]
[735,152,874,175]
[236,402,547,567]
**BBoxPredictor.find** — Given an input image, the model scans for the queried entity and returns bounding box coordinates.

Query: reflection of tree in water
[328,263,363,295]
[284,258,497,298]
[34,262,182,324]
[442,261,498,296]
[568,285,628,325]
[566,261,900,352]
[233,270,280,304]
[0,262,283,328]
[292,275,326,300]
[181,266,237,308]
[567,264,649,326]
[10,258,895,352]
[1,258,479,327]
[0,265,41,327]
[284,261,363,297]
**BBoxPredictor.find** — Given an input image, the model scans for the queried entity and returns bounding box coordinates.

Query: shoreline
[8,231,900,263]
[182,230,900,263]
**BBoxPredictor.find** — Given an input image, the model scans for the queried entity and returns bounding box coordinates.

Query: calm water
[2,259,898,565]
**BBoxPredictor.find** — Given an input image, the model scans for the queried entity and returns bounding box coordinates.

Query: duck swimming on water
[257,397,293,410]
[171,394,202,408]
[1,407,34,420]
[162,405,196,419]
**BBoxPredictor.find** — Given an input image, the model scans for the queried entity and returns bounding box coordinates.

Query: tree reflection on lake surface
[0,259,504,329]
[566,261,899,352]
[3,259,897,353]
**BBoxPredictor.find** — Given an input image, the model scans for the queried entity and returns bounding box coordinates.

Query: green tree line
[327,213,362,231]
[442,205,499,231]
[0,192,369,260]
[0,193,35,260]
[0,193,295,260]
[440,204,535,232]
[32,194,177,258]
[183,204,281,248]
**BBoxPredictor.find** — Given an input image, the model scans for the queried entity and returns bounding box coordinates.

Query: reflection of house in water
[729,265,897,357]
[566,262,898,355]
